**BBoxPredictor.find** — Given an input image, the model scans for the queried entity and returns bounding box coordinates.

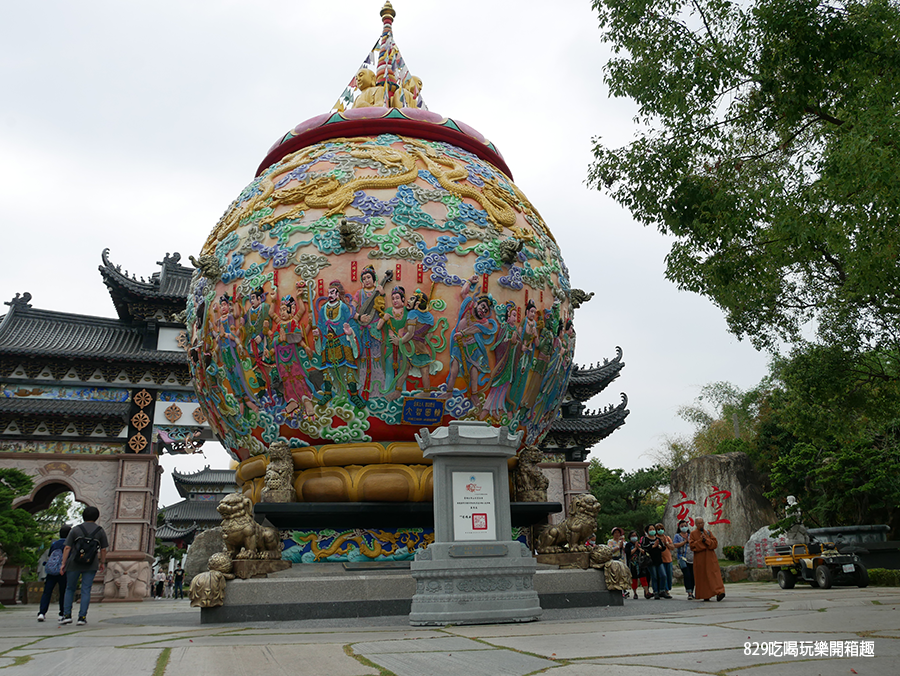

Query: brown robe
[689,528,725,599]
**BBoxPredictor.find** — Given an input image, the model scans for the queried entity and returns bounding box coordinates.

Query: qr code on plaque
[472,513,488,530]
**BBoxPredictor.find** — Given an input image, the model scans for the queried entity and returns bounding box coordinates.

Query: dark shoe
[653,594,660,600]
[632,591,639,599]
[716,592,726,602]
[60,616,72,625]
[76,617,87,626]
[662,593,672,599]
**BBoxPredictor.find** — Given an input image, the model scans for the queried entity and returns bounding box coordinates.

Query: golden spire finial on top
[380,1,396,21]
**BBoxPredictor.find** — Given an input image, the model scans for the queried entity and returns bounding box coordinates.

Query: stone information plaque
[451,471,496,540]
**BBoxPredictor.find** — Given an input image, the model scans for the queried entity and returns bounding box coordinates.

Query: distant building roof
[171,466,237,498]
[98,249,194,322]
[0,294,185,365]
[156,522,198,541]
[567,347,625,402]
[544,394,630,451]
[0,397,130,418]
[159,498,223,525]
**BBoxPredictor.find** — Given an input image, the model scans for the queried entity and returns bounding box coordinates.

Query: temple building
[0,251,215,602]
[156,466,238,547]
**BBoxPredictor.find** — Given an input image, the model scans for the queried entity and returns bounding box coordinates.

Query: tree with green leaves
[589,459,669,539]
[589,0,900,361]
[0,469,41,566]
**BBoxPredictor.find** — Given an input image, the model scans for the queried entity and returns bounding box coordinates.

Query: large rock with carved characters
[186,109,576,484]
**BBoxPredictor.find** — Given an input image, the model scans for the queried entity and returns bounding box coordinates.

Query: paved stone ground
[1,582,898,675]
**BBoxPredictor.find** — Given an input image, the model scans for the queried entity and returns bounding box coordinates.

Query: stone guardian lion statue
[536,493,601,553]
[217,493,281,559]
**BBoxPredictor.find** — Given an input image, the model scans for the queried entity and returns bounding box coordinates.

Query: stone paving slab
[446,618,663,638]
[736,657,889,676]
[356,648,556,676]
[581,635,891,672]
[165,645,377,676]
[226,628,445,640]
[728,607,900,633]
[482,625,763,659]
[352,636,487,653]
[541,665,711,676]
[0,646,160,676]
[28,635,180,649]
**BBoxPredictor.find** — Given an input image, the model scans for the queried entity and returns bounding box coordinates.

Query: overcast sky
[0,1,771,507]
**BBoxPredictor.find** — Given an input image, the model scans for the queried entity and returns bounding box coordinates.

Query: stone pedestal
[536,552,591,569]
[409,421,541,626]
[231,559,292,579]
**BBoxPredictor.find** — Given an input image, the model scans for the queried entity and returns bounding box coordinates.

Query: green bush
[723,545,744,562]
[868,568,900,586]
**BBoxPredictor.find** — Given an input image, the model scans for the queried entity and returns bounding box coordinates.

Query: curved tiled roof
[545,394,630,449]
[172,466,236,486]
[159,498,224,525]
[0,398,130,418]
[567,347,626,401]
[0,299,186,364]
[99,249,194,301]
[156,522,198,540]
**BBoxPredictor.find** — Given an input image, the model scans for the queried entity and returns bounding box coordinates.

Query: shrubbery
[723,545,744,562]
[868,568,900,586]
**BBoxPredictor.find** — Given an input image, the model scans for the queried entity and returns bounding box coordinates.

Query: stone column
[409,421,541,626]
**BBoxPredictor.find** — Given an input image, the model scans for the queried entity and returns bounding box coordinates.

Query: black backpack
[72,524,102,565]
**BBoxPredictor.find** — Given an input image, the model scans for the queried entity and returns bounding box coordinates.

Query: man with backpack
[60,506,109,626]
[37,523,71,622]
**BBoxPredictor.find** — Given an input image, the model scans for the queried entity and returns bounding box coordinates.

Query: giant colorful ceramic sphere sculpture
[185,4,576,495]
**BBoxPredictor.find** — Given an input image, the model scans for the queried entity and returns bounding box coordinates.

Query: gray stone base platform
[200,563,621,624]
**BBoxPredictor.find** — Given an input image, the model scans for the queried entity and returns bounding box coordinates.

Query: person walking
[673,519,695,599]
[690,517,725,602]
[37,524,71,622]
[165,572,174,599]
[60,507,108,626]
[173,565,185,599]
[153,569,166,599]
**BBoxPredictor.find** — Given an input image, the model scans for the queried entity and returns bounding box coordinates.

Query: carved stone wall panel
[122,461,149,487]
[117,492,146,520]
[114,523,143,552]
[104,561,151,600]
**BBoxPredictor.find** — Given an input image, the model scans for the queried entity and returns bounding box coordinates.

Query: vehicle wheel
[777,570,796,590]
[857,563,869,588]
[815,565,833,589]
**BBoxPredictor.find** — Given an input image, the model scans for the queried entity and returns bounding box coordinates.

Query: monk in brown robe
[689,517,725,602]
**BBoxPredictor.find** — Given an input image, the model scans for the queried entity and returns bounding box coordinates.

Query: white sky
[0,0,770,507]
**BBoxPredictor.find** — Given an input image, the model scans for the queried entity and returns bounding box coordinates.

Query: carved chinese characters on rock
[704,485,732,525]
[671,487,731,526]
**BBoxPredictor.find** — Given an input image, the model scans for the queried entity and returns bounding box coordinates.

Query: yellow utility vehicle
[765,542,868,590]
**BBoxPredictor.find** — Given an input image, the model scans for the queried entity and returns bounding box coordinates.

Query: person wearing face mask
[640,524,668,600]
[624,530,650,599]
[673,519,695,599]
[690,517,726,602]
[656,522,675,598]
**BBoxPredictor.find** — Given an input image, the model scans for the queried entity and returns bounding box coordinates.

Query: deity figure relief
[402,288,437,394]
[508,299,538,411]
[377,285,410,400]
[482,302,519,420]
[444,275,498,407]
[215,294,255,406]
[274,292,317,417]
[353,266,390,397]
[312,281,365,408]
[523,314,554,411]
